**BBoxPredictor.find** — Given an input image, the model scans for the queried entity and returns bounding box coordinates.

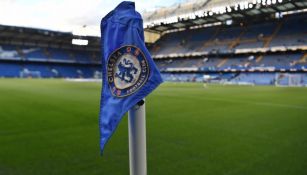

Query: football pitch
[0,79,307,175]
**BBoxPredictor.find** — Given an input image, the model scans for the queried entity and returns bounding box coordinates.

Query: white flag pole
[128,99,147,175]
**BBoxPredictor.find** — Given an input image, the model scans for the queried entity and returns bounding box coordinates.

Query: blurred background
[0,0,307,175]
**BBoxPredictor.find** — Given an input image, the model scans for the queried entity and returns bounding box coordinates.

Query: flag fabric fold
[99,1,163,153]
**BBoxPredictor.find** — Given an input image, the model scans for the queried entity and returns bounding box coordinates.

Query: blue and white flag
[99,1,163,152]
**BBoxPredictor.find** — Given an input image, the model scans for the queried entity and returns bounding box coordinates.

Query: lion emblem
[115,58,138,83]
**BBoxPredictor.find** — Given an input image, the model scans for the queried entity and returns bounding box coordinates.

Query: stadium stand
[0,0,306,86]
[150,13,306,55]
[144,0,307,86]
[0,25,101,78]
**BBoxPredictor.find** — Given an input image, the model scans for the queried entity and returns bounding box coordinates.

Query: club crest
[107,46,149,97]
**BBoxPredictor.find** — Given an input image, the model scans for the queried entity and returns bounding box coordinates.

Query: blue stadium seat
[0,63,21,77]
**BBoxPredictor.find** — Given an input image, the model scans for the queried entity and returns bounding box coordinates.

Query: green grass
[0,79,307,175]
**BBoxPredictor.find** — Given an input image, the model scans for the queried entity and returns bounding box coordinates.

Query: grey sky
[0,0,182,36]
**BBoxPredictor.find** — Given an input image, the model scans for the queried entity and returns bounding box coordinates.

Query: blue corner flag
[99,1,163,153]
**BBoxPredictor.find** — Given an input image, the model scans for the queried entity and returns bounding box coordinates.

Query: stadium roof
[0,25,100,51]
[144,0,307,33]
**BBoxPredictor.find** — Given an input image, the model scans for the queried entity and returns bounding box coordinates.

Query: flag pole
[128,99,147,175]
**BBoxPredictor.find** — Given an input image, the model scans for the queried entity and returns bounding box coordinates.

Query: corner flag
[99,1,163,153]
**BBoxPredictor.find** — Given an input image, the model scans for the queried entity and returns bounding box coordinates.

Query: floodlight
[72,39,88,45]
